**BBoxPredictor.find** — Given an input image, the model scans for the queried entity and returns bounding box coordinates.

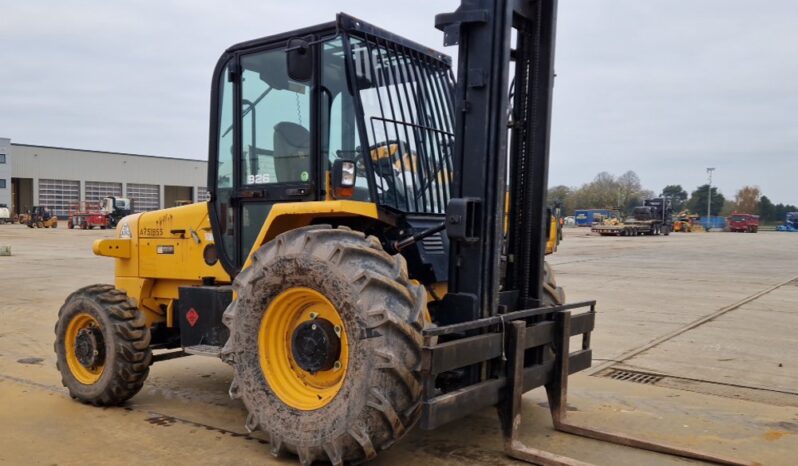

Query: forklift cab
[207,14,455,273]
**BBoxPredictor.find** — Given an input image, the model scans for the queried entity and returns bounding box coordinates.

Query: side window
[241,50,311,185]
[321,40,369,201]
[215,61,236,262]
[0,153,6,163]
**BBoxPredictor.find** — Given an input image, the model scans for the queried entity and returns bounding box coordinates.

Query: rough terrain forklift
[55,1,753,465]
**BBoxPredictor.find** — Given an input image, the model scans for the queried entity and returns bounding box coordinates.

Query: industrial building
[0,137,208,218]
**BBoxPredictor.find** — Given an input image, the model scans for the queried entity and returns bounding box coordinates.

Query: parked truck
[592,198,673,236]
[727,212,759,233]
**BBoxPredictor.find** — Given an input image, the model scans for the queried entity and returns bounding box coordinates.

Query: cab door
[210,43,317,273]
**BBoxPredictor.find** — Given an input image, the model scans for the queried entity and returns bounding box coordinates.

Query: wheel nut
[311,324,317,330]
[333,325,342,337]
[333,361,342,370]
[309,312,318,320]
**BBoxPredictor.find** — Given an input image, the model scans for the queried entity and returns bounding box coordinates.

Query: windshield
[731,215,747,222]
[348,35,454,214]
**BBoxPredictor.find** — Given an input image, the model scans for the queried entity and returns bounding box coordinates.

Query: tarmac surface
[1,224,797,465]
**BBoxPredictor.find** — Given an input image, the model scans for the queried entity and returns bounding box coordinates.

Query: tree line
[549,171,797,224]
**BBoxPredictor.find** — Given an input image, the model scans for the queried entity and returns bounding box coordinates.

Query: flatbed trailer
[593,198,673,237]
[592,220,667,236]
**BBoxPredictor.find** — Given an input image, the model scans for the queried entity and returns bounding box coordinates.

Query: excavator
[54,1,754,465]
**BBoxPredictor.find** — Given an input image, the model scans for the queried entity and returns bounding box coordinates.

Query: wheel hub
[290,318,340,374]
[74,326,105,369]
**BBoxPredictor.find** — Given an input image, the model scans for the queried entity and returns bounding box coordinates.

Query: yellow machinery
[53,5,750,466]
[545,207,563,254]
[673,210,702,232]
[52,9,571,466]
[26,206,58,228]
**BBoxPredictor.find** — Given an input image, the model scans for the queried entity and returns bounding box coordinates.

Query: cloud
[0,0,795,203]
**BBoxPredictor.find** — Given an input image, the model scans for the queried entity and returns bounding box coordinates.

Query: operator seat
[273,122,310,182]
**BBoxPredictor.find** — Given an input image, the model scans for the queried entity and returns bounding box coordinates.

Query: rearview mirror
[287,37,313,82]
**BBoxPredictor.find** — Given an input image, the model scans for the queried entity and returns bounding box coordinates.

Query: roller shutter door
[85,181,123,202]
[127,183,160,212]
[38,179,79,217]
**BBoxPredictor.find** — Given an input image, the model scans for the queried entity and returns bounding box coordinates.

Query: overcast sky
[1,1,796,204]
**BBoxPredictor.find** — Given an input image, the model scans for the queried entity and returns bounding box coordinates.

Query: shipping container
[574,209,618,227]
[699,216,726,231]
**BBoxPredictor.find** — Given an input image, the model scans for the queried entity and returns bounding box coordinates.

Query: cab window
[241,49,311,185]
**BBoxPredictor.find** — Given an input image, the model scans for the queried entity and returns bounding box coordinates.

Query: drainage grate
[604,369,663,385]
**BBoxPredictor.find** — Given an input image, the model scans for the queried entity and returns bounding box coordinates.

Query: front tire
[221,225,426,466]
[54,284,151,405]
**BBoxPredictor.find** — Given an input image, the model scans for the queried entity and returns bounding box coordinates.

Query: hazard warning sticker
[186,308,199,327]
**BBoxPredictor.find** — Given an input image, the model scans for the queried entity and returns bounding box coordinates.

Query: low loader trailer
[592,221,662,236]
[592,198,673,237]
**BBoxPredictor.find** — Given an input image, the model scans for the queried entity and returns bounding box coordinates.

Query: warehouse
[0,137,209,218]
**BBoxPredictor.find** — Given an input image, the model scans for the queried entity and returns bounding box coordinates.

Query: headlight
[119,222,132,239]
[341,161,356,187]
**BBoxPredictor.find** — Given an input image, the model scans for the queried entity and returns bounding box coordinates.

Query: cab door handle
[285,187,311,197]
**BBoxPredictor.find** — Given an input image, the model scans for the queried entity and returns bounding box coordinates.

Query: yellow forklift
[26,206,58,228]
[54,2,752,465]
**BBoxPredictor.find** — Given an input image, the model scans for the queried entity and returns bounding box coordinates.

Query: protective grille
[421,232,445,254]
[349,34,454,214]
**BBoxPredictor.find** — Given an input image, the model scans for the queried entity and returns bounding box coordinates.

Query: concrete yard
[1,224,797,465]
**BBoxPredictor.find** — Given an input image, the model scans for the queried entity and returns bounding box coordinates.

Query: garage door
[85,181,123,203]
[126,183,160,213]
[38,179,79,218]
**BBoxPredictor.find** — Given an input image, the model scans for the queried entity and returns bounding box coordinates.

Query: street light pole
[706,167,715,230]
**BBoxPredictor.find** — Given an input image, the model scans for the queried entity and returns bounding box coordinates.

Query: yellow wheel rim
[259,287,348,411]
[65,313,104,384]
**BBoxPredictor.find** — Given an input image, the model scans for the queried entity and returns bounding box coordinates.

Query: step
[183,344,222,358]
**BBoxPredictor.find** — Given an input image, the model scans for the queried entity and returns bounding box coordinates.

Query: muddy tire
[221,225,426,466]
[54,284,152,405]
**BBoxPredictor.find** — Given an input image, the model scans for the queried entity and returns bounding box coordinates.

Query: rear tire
[54,284,151,405]
[222,225,426,466]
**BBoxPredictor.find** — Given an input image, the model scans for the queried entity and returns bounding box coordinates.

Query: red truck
[727,212,759,233]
